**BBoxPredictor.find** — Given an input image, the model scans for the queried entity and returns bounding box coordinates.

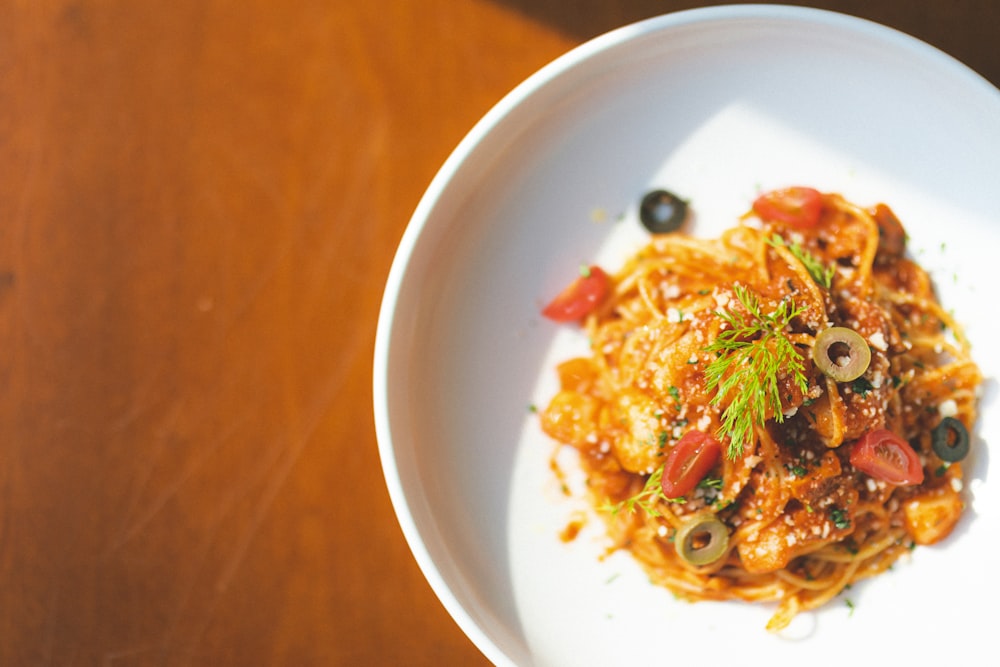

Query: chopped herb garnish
[786,464,808,478]
[830,507,851,530]
[851,376,874,397]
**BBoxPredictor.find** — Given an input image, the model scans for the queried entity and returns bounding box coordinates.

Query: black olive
[639,189,688,234]
[931,416,970,462]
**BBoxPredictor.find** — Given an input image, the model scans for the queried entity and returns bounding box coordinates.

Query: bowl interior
[375,5,1000,665]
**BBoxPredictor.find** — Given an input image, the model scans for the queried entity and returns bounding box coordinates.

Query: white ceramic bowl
[374,5,1000,665]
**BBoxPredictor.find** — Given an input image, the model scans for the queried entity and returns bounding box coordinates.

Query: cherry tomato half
[660,430,722,498]
[541,265,610,323]
[752,186,824,228]
[849,428,924,486]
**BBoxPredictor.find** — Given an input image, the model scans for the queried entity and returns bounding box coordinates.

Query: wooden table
[2,1,996,664]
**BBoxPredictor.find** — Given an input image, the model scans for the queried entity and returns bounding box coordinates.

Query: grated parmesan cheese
[868,331,888,351]
[938,399,958,418]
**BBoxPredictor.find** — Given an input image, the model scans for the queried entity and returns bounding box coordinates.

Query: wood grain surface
[1,2,996,665]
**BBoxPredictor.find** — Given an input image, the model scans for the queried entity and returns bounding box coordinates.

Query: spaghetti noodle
[538,187,982,630]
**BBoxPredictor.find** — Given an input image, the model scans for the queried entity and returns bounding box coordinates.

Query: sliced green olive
[812,327,872,383]
[674,514,729,566]
[932,416,970,462]
[639,189,688,234]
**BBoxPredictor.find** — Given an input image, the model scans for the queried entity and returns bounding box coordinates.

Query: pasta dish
[537,187,982,630]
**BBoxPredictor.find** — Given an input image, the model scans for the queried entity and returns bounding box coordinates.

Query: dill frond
[767,233,835,288]
[603,466,679,517]
[704,285,809,459]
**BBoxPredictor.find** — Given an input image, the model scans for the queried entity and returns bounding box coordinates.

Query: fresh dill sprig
[704,285,809,459]
[602,465,680,517]
[766,234,835,288]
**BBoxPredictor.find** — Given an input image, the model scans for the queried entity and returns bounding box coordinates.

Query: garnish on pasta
[538,187,982,631]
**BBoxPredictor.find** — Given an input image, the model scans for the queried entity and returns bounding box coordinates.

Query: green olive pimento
[812,327,872,383]
[674,514,730,567]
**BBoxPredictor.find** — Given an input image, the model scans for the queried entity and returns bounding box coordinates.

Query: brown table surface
[2,1,997,664]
